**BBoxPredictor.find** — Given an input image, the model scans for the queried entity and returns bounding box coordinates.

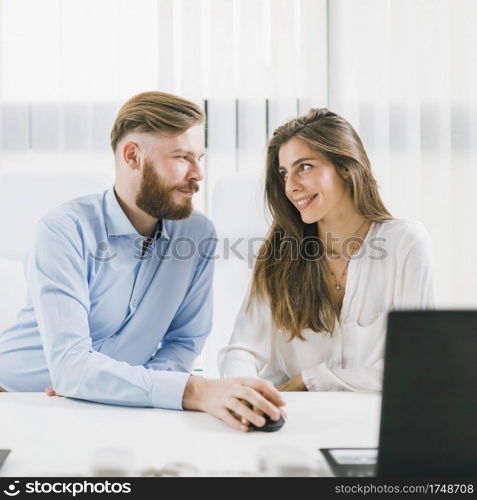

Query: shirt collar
[104,187,170,241]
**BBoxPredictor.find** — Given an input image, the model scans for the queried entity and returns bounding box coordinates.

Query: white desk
[0,392,381,477]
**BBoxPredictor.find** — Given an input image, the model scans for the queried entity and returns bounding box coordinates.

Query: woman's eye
[300,163,312,172]
[279,170,288,180]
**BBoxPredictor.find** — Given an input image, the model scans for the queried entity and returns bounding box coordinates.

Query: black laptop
[321,310,477,477]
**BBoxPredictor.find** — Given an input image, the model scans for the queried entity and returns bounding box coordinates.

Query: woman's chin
[300,211,319,224]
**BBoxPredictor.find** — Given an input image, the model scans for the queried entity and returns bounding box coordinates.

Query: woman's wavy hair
[249,108,393,340]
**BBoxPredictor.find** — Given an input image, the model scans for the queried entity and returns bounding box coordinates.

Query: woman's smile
[293,193,318,211]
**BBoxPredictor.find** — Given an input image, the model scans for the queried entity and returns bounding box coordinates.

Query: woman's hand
[44,386,63,397]
[277,374,307,392]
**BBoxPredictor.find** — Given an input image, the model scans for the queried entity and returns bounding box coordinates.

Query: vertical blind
[0,0,475,307]
[328,0,477,307]
[0,0,328,213]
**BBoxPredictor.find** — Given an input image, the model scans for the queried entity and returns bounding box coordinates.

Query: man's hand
[182,376,286,432]
[44,386,63,397]
[277,374,307,392]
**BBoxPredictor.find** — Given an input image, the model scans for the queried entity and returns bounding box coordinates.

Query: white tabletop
[0,392,381,477]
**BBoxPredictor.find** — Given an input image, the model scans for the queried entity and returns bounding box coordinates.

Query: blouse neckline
[338,220,377,324]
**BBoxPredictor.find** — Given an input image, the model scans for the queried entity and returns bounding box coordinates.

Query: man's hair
[110,91,206,152]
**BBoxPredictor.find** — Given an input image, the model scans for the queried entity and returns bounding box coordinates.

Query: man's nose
[187,160,204,182]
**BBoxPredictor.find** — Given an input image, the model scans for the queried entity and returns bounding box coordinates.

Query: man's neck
[113,185,158,239]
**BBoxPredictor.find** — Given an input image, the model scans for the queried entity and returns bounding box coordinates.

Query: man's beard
[136,160,199,220]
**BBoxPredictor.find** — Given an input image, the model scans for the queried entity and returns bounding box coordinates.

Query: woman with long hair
[218,108,434,392]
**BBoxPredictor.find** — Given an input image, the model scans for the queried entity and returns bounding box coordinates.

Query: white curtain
[0,0,327,213]
[0,0,475,307]
[328,0,477,307]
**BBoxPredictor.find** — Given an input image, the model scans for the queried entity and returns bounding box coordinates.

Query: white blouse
[218,219,435,392]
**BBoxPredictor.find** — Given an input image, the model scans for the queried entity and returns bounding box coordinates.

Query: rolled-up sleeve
[28,218,190,410]
[301,360,384,392]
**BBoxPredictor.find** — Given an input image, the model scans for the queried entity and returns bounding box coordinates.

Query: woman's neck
[318,211,371,256]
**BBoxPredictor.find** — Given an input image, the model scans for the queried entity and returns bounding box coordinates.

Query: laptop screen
[377,310,477,477]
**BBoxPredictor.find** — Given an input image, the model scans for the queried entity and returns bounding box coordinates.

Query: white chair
[0,167,113,333]
[202,173,271,377]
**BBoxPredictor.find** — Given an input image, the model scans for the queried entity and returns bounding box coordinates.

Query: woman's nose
[285,174,301,195]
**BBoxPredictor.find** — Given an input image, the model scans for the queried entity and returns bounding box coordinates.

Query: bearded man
[0,91,285,432]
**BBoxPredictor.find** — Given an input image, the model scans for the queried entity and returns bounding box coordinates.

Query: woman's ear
[341,167,351,181]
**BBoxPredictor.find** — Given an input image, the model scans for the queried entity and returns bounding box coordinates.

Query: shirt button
[131,299,138,308]
[112,333,119,338]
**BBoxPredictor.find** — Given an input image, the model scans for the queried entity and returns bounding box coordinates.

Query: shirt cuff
[149,370,191,410]
[301,363,334,392]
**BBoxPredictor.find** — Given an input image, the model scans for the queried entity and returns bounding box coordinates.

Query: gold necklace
[324,219,369,292]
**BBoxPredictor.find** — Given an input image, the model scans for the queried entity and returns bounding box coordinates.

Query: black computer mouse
[250,414,285,432]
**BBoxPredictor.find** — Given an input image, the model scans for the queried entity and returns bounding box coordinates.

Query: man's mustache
[173,181,200,193]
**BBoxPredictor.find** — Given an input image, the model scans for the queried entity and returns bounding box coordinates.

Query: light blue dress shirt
[0,188,217,410]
